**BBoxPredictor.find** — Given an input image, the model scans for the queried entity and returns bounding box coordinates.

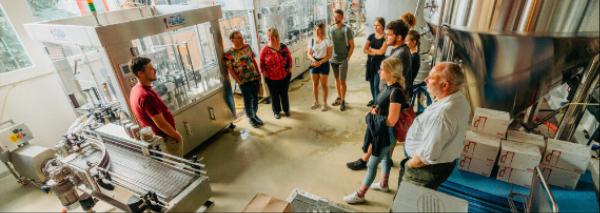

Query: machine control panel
[0,123,33,151]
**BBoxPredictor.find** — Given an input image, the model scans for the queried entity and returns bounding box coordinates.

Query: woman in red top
[260,28,293,119]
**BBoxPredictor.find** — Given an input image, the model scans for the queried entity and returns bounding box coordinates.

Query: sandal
[311,103,320,110]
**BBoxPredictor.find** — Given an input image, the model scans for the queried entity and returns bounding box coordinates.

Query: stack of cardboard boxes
[458,108,508,177]
[540,139,591,189]
[496,130,545,187]
[458,108,591,189]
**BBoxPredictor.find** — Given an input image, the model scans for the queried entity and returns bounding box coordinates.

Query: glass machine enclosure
[25,5,234,155]
[254,0,330,79]
[218,0,328,80]
[330,0,365,33]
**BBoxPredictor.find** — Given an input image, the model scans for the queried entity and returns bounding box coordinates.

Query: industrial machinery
[217,0,328,80]
[0,119,212,212]
[330,0,365,33]
[423,0,600,141]
[256,0,330,79]
[24,5,235,155]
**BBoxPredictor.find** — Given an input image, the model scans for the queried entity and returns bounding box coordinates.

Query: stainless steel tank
[424,0,600,115]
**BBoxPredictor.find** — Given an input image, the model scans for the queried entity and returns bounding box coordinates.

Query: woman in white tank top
[307,23,333,111]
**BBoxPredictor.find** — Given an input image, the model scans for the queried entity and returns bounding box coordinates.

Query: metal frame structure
[24,5,235,155]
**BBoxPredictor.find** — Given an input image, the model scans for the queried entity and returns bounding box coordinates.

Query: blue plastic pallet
[439,167,599,213]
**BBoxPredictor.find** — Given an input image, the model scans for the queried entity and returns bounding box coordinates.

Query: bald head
[436,62,465,89]
[426,62,465,99]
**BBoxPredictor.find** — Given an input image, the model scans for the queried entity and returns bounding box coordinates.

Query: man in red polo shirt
[128,57,183,156]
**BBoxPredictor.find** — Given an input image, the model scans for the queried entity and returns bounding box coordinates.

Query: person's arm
[150,113,182,142]
[307,43,316,61]
[367,42,388,55]
[406,155,427,168]
[224,56,242,83]
[321,45,333,63]
[386,103,401,126]
[408,116,452,168]
[363,40,371,54]
[259,47,268,75]
[347,39,355,60]
[250,50,261,78]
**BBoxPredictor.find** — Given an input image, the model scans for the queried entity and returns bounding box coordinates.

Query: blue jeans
[362,127,395,186]
[239,80,260,119]
[369,72,380,101]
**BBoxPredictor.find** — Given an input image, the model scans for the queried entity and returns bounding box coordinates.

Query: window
[26,0,78,21]
[0,5,32,73]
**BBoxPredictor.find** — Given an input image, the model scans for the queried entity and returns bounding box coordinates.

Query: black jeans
[265,75,291,115]
[398,157,455,190]
[239,80,260,119]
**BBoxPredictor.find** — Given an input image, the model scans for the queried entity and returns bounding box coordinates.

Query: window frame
[0,3,34,75]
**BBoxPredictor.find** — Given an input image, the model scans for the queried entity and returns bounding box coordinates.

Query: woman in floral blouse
[224,31,263,128]
[259,28,293,119]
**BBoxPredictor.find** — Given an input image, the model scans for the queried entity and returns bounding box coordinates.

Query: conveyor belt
[104,143,196,200]
[64,138,197,201]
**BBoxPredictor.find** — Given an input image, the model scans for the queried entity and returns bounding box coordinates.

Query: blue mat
[439,166,599,212]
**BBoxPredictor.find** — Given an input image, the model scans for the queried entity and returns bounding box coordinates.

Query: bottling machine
[0,119,212,212]
[24,5,235,155]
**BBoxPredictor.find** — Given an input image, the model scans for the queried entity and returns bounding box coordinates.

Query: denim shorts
[310,60,330,75]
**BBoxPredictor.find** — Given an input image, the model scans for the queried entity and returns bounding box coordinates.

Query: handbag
[392,88,416,142]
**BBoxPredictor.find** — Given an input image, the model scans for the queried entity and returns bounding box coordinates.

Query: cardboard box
[471,107,511,138]
[462,130,501,161]
[242,193,291,212]
[506,130,546,152]
[458,155,495,177]
[496,167,534,188]
[542,139,591,173]
[498,140,542,170]
[540,165,581,190]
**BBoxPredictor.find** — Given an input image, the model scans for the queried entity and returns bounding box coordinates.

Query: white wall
[364,0,420,36]
[0,0,77,177]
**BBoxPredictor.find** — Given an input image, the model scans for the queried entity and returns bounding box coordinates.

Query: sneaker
[284,111,291,117]
[343,192,366,204]
[370,182,391,192]
[366,100,374,107]
[321,105,330,112]
[346,158,367,170]
[274,113,281,119]
[340,101,346,111]
[332,97,342,106]
[253,117,264,125]
[311,103,320,110]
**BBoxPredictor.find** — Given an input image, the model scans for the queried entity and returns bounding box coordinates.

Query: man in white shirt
[399,62,471,190]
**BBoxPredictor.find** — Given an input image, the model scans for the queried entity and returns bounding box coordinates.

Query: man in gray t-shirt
[329,9,355,111]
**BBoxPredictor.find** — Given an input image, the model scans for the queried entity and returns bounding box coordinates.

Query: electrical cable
[0,84,16,123]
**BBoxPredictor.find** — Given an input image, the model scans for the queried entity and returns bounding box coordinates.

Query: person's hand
[311,61,320,67]
[369,107,378,115]
[174,132,183,143]
[405,159,413,169]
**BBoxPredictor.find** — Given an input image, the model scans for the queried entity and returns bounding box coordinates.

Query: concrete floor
[204,34,405,212]
[0,33,405,212]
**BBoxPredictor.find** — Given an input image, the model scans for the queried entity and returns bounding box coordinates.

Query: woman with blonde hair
[344,57,410,204]
[260,28,293,119]
[307,23,333,111]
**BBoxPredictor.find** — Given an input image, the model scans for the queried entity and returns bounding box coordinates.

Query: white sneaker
[370,182,391,192]
[343,192,366,204]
